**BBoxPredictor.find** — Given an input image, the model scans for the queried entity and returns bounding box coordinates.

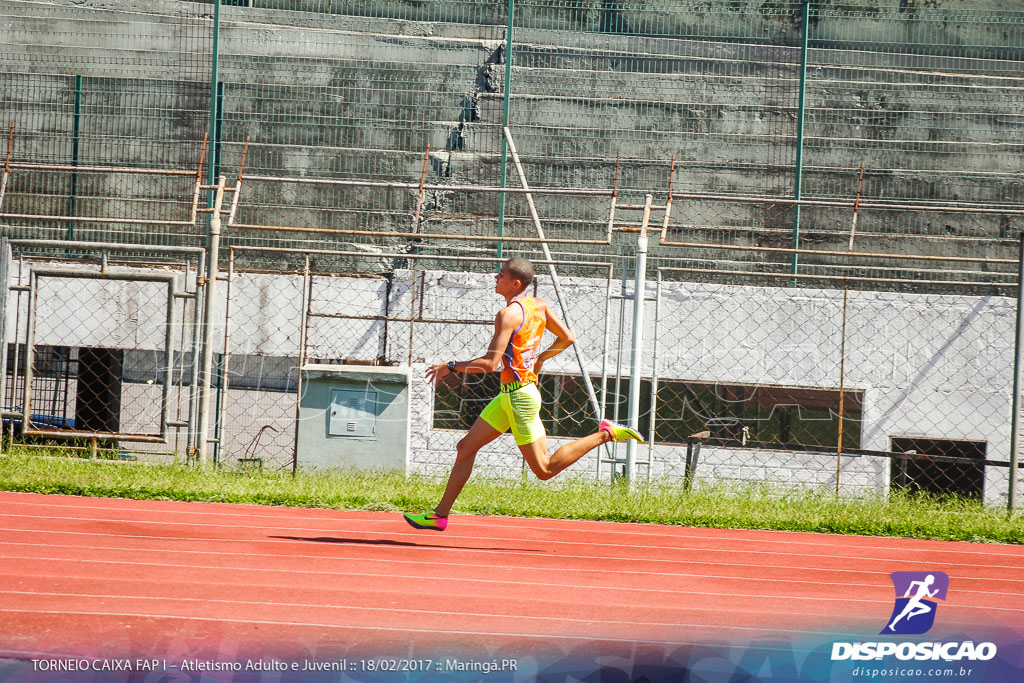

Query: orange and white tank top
[501,296,546,385]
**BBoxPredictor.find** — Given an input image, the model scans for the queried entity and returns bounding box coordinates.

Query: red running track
[1,490,1023,665]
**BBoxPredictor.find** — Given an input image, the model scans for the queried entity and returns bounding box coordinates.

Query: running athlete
[404,257,644,531]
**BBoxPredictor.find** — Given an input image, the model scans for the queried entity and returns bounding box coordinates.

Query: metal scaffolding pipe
[1010,233,1024,515]
[625,194,653,481]
[196,176,226,465]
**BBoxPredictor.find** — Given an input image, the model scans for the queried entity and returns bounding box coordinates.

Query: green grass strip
[0,454,1020,544]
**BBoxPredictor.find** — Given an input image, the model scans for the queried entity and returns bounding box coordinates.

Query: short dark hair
[504,257,534,290]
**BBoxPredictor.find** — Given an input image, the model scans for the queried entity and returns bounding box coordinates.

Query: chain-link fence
[1,240,205,460]
[649,273,1015,502]
[2,1,1024,508]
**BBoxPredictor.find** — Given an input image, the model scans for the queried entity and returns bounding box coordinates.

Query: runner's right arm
[425,305,522,385]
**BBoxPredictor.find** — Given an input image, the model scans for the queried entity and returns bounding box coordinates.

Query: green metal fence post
[198,0,221,460]
[791,0,810,279]
[495,0,515,265]
[207,0,221,215]
[214,81,225,181]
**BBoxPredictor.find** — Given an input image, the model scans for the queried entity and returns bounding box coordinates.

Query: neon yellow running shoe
[404,510,448,531]
[599,419,645,443]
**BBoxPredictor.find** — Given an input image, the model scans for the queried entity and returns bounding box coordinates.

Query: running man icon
[882,571,949,635]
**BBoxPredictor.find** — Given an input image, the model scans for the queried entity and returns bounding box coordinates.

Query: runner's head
[502,258,534,295]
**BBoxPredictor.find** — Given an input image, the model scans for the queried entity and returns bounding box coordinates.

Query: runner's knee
[456,437,479,461]
[526,459,555,481]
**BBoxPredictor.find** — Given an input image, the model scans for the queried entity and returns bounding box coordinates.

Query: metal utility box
[296,364,410,472]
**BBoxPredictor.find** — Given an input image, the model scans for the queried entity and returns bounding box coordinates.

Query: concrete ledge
[301,364,410,384]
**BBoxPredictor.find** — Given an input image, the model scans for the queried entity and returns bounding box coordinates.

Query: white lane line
[1,571,1015,618]
[4,531,1023,592]
[0,608,861,646]
[0,589,875,639]
[1,514,1021,572]
[0,611,831,653]
[2,549,1023,606]
[2,494,1020,557]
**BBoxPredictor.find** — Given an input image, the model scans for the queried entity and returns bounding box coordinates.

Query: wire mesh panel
[214,251,617,470]
[235,0,506,24]
[217,0,509,253]
[6,1,1024,270]
[215,355,299,471]
[0,0,210,162]
[657,195,1023,290]
[1,1,1023,503]
[509,1,804,195]
[0,0,210,245]
[27,274,168,437]
[1,165,204,246]
[805,6,1024,206]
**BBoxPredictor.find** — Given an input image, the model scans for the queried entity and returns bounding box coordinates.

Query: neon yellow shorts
[479,382,546,446]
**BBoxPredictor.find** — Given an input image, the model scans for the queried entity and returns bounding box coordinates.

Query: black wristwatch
[447,360,457,373]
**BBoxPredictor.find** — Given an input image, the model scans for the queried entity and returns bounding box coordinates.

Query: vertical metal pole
[207,1,221,203]
[9,255,23,444]
[196,177,225,465]
[174,260,190,454]
[648,269,663,481]
[495,0,515,262]
[161,283,176,440]
[21,272,37,436]
[217,249,235,463]
[67,75,82,242]
[791,0,810,278]
[837,284,848,496]
[597,266,613,477]
[625,194,653,481]
[200,5,222,480]
[293,256,311,475]
[613,267,627,473]
[0,238,9,442]
[199,3,222,466]
[212,352,223,465]
[186,255,203,461]
[1009,233,1024,515]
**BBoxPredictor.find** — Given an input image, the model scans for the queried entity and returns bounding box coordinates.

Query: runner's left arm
[533,300,575,375]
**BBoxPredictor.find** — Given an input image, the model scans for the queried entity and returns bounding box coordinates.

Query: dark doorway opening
[889,437,985,499]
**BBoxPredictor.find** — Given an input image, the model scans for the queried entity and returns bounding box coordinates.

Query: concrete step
[218,55,481,89]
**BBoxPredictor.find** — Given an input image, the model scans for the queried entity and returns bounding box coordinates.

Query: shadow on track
[271,535,543,553]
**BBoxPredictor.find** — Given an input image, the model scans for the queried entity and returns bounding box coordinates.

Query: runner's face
[495,266,520,296]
